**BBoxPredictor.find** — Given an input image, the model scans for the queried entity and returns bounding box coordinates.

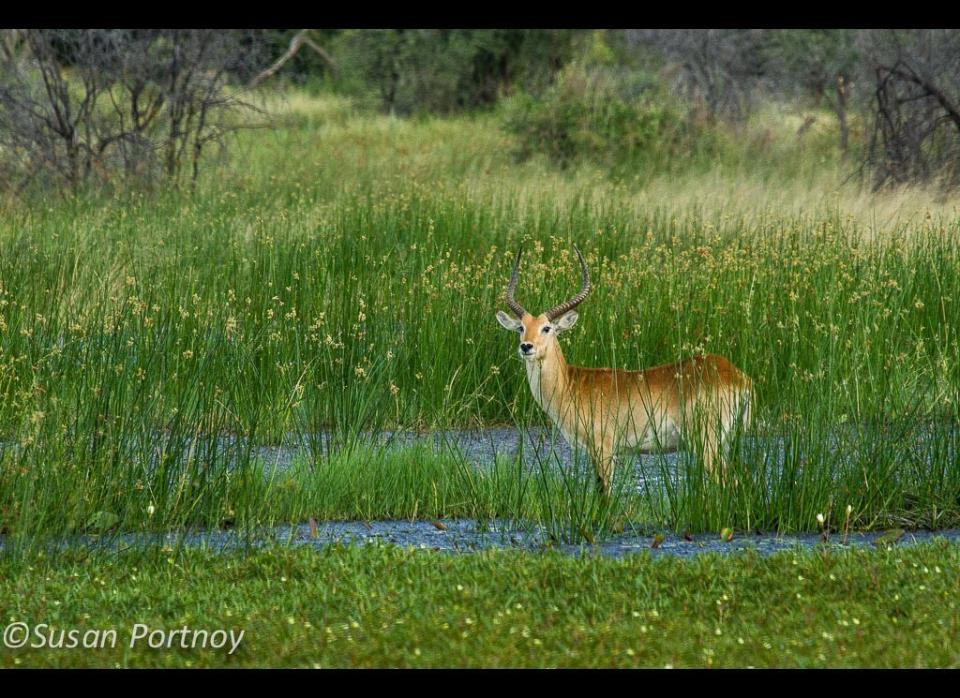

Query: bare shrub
[625,29,769,124]
[0,29,264,194]
[860,30,960,189]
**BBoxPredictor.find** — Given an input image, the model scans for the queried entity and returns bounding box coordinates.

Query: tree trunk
[836,74,849,160]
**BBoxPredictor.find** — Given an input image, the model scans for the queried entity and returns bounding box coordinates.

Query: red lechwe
[496,246,753,493]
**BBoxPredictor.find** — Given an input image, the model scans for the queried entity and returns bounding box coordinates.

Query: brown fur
[503,312,753,493]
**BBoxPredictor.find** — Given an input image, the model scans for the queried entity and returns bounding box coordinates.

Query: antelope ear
[496,311,523,332]
[554,311,579,332]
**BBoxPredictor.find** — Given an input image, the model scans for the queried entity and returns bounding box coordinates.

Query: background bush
[4,29,960,195]
[0,29,265,194]
[329,29,576,115]
[500,61,719,175]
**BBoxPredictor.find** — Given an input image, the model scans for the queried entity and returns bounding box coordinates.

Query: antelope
[496,246,753,494]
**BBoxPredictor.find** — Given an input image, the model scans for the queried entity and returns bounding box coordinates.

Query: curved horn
[504,248,528,319]
[546,246,591,321]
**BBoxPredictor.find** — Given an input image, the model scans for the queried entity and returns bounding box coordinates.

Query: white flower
[147,504,156,517]
[816,513,825,524]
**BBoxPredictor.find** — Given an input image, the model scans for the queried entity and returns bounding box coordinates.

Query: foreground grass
[6,427,956,551]
[2,541,959,667]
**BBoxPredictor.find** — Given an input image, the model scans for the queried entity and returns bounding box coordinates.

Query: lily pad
[873,528,906,546]
[85,511,120,534]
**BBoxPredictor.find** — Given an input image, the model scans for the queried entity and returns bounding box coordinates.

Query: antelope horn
[504,248,528,318]
[546,246,591,321]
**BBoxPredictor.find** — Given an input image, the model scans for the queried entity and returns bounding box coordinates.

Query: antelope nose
[520,342,534,354]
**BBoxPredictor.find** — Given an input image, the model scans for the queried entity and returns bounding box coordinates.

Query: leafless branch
[247,29,334,89]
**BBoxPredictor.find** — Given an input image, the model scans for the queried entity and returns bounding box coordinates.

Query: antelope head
[495,246,591,362]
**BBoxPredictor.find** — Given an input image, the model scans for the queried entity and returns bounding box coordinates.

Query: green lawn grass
[2,541,958,667]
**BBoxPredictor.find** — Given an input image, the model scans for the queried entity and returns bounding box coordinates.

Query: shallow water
[11,519,960,559]
[244,423,957,495]
[4,423,952,489]
[3,425,957,558]
[252,426,687,488]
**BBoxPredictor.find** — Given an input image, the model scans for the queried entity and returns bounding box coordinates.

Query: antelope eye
[542,326,551,334]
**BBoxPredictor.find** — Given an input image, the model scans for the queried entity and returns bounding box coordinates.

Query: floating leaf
[720,527,734,542]
[431,520,447,531]
[873,528,906,546]
[309,517,319,539]
[651,534,665,549]
[578,526,596,545]
[85,511,119,534]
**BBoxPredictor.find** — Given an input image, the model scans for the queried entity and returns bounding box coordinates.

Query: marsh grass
[0,92,958,547]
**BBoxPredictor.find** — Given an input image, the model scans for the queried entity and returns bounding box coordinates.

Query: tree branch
[247,29,335,89]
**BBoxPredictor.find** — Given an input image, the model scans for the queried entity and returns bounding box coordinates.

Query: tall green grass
[0,93,957,544]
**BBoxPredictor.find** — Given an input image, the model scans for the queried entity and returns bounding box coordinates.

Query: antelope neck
[525,337,569,413]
